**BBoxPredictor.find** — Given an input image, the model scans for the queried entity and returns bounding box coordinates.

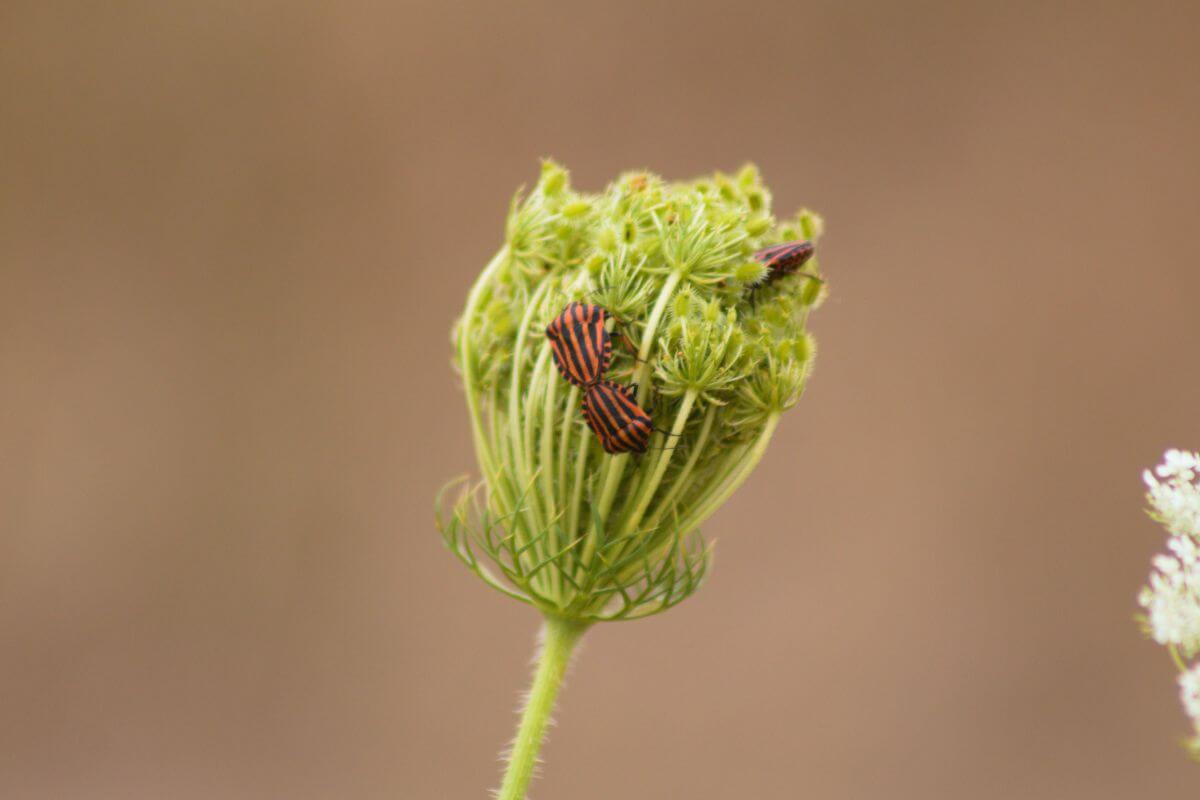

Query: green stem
[619,389,697,537]
[555,384,579,512]
[508,285,553,594]
[677,412,781,534]
[539,348,563,603]
[1170,644,1188,673]
[497,616,590,800]
[459,247,509,479]
[643,404,716,532]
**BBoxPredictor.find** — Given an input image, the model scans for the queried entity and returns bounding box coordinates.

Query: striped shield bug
[581,380,654,455]
[753,240,817,285]
[545,302,614,388]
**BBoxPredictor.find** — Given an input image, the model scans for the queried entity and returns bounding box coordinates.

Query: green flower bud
[583,252,605,276]
[745,215,772,237]
[562,199,591,218]
[715,172,738,201]
[538,159,568,197]
[800,274,825,307]
[733,259,768,284]
[670,286,697,320]
[736,163,760,187]
[798,208,824,240]
[440,162,828,623]
[596,224,619,253]
[621,218,637,244]
[793,332,816,363]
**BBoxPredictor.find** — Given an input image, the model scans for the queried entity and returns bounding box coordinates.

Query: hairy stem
[497,616,590,800]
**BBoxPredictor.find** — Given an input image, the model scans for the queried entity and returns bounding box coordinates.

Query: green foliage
[438,476,710,622]
[442,161,827,621]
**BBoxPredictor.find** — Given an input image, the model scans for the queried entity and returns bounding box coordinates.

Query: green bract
[439,162,827,622]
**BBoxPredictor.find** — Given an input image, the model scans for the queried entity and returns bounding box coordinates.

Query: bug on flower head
[754,240,816,285]
[545,302,613,388]
[581,380,653,454]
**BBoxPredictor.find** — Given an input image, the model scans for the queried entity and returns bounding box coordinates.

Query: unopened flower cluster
[441,162,826,622]
[1138,448,1200,759]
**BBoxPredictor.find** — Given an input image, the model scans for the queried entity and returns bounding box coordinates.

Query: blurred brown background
[3,1,1199,797]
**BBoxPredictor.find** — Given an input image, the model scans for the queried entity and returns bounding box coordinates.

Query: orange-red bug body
[753,240,815,284]
[545,302,613,388]
[581,380,653,454]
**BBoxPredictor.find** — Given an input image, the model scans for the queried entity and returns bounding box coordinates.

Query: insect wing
[583,381,652,454]
[753,240,815,282]
[547,302,612,387]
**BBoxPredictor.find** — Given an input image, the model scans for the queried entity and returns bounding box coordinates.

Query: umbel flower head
[439,161,826,622]
[1137,449,1200,760]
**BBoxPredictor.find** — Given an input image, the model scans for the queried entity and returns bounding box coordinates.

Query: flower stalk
[497,616,589,800]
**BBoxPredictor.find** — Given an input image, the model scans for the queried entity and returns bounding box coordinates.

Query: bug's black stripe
[581,387,615,437]
[625,421,651,454]
[582,386,624,453]
[564,319,598,383]
[547,335,577,383]
[548,302,613,387]
[765,245,801,268]
[606,384,652,453]
[589,382,649,452]
[595,322,611,372]
[584,384,622,441]
[588,316,606,370]
[546,317,578,382]
[575,308,604,377]
[561,305,593,383]
[589,384,628,442]
[581,389,625,453]
[778,244,813,271]
[552,306,595,386]
[560,325,591,384]
[580,392,600,437]
[754,242,792,260]
[754,241,813,263]
[581,304,611,378]
[611,384,651,424]
[755,240,815,283]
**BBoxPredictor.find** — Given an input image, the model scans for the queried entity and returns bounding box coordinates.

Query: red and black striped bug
[547,302,669,454]
[581,380,654,454]
[753,240,816,285]
[545,302,614,389]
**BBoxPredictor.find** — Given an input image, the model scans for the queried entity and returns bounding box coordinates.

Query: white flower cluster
[1139,533,1200,650]
[1145,449,1200,538]
[1138,449,1200,757]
